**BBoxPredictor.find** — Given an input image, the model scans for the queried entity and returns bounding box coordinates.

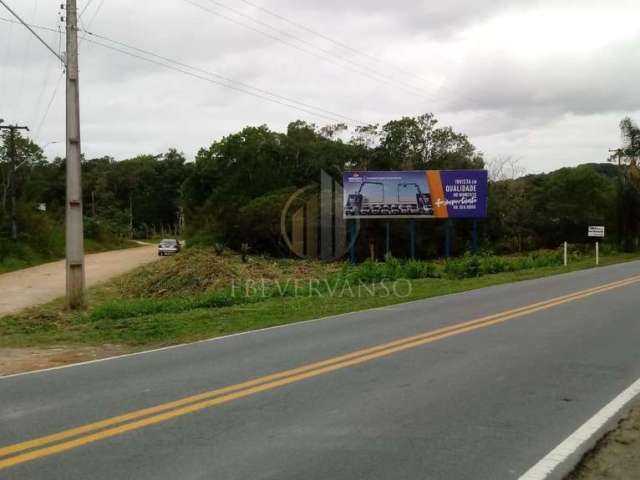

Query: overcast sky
[1,0,639,173]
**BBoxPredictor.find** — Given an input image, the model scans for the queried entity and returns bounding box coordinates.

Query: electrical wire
[236,0,436,87]
[16,0,40,118]
[35,71,64,140]
[181,0,438,102]
[0,14,15,105]
[30,44,57,127]
[201,0,433,93]
[211,0,486,111]
[81,28,365,125]
[0,16,366,126]
[79,0,96,19]
[85,0,104,28]
[31,5,65,127]
[82,36,365,125]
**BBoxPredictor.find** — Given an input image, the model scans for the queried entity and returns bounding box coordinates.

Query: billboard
[342,170,488,219]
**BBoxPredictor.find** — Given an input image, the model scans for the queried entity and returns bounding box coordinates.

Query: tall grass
[341,249,569,283]
[82,248,613,323]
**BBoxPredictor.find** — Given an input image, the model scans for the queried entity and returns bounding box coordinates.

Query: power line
[181,0,438,102]
[83,36,365,125]
[0,1,64,63]
[83,29,365,125]
[85,0,104,28]
[30,43,57,128]
[30,2,65,130]
[17,0,40,116]
[34,71,64,140]
[0,16,367,125]
[230,0,487,112]
[236,0,436,88]
[79,0,96,19]
[0,12,15,106]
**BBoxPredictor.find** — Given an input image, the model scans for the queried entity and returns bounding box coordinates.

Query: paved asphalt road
[1,261,640,479]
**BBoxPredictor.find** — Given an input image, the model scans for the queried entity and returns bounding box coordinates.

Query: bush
[341,257,441,283]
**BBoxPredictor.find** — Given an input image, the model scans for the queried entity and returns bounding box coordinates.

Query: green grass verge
[1,252,637,349]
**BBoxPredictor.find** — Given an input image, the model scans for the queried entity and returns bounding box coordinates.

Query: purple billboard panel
[438,170,488,218]
[342,170,488,219]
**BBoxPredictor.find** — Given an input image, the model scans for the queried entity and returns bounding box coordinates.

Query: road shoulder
[567,401,640,480]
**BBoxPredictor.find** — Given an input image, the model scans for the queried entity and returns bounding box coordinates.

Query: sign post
[588,226,605,266]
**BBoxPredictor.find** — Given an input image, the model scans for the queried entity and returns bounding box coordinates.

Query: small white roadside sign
[588,226,605,238]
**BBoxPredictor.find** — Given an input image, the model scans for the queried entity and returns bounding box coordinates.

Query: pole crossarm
[0,0,65,64]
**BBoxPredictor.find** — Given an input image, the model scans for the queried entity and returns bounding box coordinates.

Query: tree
[609,117,640,250]
[486,156,526,182]
[0,131,45,220]
[376,113,484,170]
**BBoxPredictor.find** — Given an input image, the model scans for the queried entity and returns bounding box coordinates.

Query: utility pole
[0,123,29,240]
[1,0,85,308]
[65,0,86,308]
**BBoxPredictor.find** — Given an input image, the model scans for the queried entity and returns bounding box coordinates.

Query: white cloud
[0,0,638,173]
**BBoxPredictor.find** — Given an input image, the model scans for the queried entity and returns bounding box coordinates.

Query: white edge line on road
[519,376,640,480]
[2,261,639,381]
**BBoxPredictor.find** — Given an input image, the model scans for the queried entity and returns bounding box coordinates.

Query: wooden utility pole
[0,123,29,240]
[65,0,86,308]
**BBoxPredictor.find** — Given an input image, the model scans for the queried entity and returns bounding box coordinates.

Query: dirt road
[0,245,160,316]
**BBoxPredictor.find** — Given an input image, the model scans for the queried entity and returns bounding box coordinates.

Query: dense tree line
[183,114,484,253]
[0,137,191,261]
[1,113,638,263]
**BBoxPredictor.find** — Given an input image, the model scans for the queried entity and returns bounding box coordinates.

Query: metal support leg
[349,220,357,264]
[445,221,451,258]
[409,220,416,260]
[385,222,391,257]
[472,220,478,254]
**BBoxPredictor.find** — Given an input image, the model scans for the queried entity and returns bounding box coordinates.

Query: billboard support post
[472,220,478,254]
[409,220,416,259]
[385,222,391,257]
[349,220,357,264]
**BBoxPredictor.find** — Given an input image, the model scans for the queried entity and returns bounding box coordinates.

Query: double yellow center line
[2,274,640,470]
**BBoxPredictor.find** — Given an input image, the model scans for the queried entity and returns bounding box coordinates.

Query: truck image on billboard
[342,170,488,219]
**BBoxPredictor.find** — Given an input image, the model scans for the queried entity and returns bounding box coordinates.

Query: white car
[158,239,181,256]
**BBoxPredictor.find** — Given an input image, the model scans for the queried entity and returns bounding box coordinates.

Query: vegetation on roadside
[3,115,639,265]
[1,246,637,349]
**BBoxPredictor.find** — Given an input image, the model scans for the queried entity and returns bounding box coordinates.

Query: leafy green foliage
[182,115,484,253]
[341,250,568,283]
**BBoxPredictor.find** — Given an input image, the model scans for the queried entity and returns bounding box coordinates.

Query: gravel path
[0,245,159,316]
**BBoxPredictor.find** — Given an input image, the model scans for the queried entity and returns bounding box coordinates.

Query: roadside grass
[0,238,143,274]
[1,250,637,349]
